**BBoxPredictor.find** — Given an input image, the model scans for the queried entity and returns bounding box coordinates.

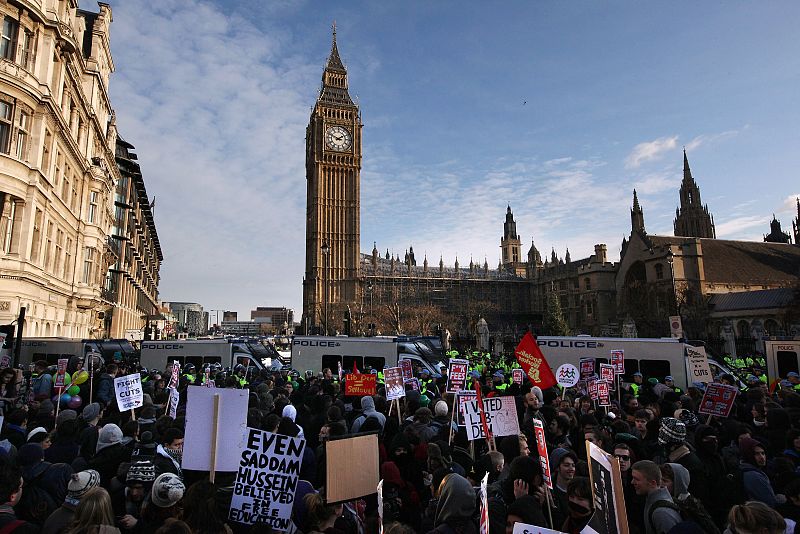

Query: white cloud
[624,136,678,169]
[715,215,766,238]
[632,172,679,195]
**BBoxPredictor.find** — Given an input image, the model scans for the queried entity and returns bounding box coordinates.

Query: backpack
[649,495,721,534]
[16,470,59,525]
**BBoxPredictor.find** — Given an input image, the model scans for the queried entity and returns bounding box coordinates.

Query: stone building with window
[0,2,160,339]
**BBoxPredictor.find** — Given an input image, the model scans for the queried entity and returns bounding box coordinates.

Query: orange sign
[345,373,377,396]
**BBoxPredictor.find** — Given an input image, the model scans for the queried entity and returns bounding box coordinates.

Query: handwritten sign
[447,358,469,394]
[114,373,143,411]
[457,390,477,426]
[556,364,579,387]
[698,383,738,418]
[229,428,305,530]
[463,396,520,440]
[384,367,405,401]
[686,346,713,384]
[345,373,377,397]
[610,350,624,374]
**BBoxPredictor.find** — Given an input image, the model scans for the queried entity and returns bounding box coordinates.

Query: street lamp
[665,249,677,313]
[321,241,330,336]
[367,281,373,335]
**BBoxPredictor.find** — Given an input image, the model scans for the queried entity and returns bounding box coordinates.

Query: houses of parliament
[302,32,800,342]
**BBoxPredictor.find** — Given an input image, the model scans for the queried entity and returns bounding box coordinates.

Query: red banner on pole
[514,333,557,390]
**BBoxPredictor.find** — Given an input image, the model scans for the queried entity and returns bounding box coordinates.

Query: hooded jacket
[739,437,777,507]
[351,396,386,433]
[666,463,690,498]
[429,473,478,534]
[643,487,682,534]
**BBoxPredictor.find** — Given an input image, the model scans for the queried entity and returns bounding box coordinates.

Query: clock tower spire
[302,27,363,334]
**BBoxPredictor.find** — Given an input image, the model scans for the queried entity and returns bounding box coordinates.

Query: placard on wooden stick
[325,433,380,503]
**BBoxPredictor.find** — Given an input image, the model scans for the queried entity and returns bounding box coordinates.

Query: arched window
[737,320,750,338]
[765,319,780,336]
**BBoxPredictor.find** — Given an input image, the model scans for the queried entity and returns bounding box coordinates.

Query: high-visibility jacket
[183,373,196,384]
[630,383,641,397]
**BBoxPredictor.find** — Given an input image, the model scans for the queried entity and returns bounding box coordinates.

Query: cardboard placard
[229,428,305,529]
[457,390,477,426]
[400,359,413,380]
[698,383,738,418]
[584,440,629,534]
[114,373,144,411]
[580,358,595,379]
[533,419,552,489]
[183,386,249,472]
[326,434,380,503]
[168,387,179,419]
[598,382,611,407]
[405,378,419,391]
[556,364,579,387]
[446,358,469,394]
[345,373,377,396]
[610,350,624,374]
[168,361,179,389]
[384,367,405,401]
[512,369,524,385]
[686,346,713,384]
[463,396,520,440]
[55,358,68,388]
[600,364,615,384]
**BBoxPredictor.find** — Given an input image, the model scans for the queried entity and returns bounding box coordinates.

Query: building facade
[166,301,206,337]
[251,306,294,334]
[0,2,140,339]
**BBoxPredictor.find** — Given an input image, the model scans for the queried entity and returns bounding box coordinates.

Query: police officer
[233,364,248,388]
[664,375,683,395]
[787,372,800,392]
[182,363,197,385]
[492,370,508,393]
[630,371,643,397]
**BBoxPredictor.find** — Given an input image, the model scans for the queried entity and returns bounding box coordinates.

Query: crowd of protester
[0,350,798,534]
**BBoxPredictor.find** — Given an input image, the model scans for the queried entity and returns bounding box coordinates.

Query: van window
[639,359,671,381]
[365,357,386,371]
[776,351,799,378]
[204,356,222,365]
[236,356,259,368]
[321,355,342,373]
[185,356,203,369]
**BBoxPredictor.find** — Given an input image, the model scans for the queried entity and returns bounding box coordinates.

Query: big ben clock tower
[302,27,363,334]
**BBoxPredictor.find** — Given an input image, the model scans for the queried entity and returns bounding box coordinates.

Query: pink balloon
[67,395,82,409]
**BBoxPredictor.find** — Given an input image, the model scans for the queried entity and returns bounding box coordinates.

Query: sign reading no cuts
[114,373,144,411]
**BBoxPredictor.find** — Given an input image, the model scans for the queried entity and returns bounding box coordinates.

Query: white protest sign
[168,387,179,419]
[229,428,306,530]
[480,472,489,534]
[512,523,567,534]
[183,386,249,472]
[556,364,579,387]
[114,373,143,411]
[686,346,713,383]
[463,396,520,440]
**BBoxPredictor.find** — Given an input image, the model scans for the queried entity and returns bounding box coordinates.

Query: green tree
[543,290,571,336]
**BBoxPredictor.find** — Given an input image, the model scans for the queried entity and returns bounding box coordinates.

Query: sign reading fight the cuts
[114,373,144,411]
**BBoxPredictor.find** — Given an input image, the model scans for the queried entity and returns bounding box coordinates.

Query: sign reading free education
[447,358,469,394]
[114,373,143,411]
[463,396,520,440]
[229,428,306,530]
[345,373,377,397]
[698,383,738,418]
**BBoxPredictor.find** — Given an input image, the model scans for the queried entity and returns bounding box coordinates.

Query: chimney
[594,244,607,264]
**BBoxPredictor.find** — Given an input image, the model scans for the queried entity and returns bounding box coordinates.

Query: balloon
[67,395,82,409]
[67,385,80,396]
[60,393,72,405]
[73,371,89,385]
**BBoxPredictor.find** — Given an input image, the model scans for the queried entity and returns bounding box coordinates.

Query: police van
[765,339,800,382]
[139,339,266,371]
[18,338,136,367]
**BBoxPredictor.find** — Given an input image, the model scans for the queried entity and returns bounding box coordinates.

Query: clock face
[325,126,352,151]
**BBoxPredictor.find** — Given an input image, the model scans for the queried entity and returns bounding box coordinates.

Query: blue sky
[103,0,800,319]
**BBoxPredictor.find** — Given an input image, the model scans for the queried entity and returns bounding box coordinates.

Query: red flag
[515,332,557,390]
[352,361,359,374]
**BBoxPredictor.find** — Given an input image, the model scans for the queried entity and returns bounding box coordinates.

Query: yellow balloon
[73,370,89,385]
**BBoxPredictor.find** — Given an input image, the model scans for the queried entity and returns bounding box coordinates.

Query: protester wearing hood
[87,423,131,487]
[46,419,81,465]
[15,443,74,525]
[282,404,306,437]
[95,363,118,408]
[738,437,777,507]
[154,428,183,478]
[78,402,104,460]
[382,460,422,531]
[41,469,100,534]
[550,448,577,526]
[409,408,437,444]
[351,396,387,433]
[488,456,547,534]
[428,473,478,534]
[0,409,27,449]
[631,460,681,534]
[657,417,708,504]
[691,424,729,527]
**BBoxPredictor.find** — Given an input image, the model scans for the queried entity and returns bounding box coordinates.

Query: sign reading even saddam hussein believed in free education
[229,428,306,530]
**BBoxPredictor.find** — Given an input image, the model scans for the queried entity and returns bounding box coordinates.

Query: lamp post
[665,249,677,314]
[367,281,373,335]
[321,242,330,336]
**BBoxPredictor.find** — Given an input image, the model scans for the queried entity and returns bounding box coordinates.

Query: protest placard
[345,373,377,397]
[384,367,405,401]
[446,358,469,394]
[114,373,143,411]
[580,358,595,379]
[610,350,624,374]
[464,396,520,440]
[400,359,413,380]
[533,419,552,489]
[584,440,628,534]
[457,390,477,426]
[0,333,9,368]
[167,387,179,419]
[479,473,489,534]
[168,361,179,389]
[183,386,249,472]
[698,383,738,418]
[55,358,68,388]
[512,369,524,384]
[598,382,611,407]
[229,428,305,530]
[405,378,419,391]
[513,524,568,534]
[556,364,579,388]
[686,346,713,383]
[326,434,380,503]
[600,364,615,384]
[588,378,599,401]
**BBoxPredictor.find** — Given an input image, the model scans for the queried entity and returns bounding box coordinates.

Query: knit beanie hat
[56,409,78,426]
[66,470,100,506]
[151,473,185,508]
[96,424,123,453]
[434,400,449,417]
[81,403,101,422]
[36,399,54,416]
[658,417,687,445]
[674,409,699,429]
[126,459,156,486]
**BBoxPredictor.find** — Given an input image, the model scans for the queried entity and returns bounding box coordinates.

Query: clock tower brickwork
[302,29,363,333]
